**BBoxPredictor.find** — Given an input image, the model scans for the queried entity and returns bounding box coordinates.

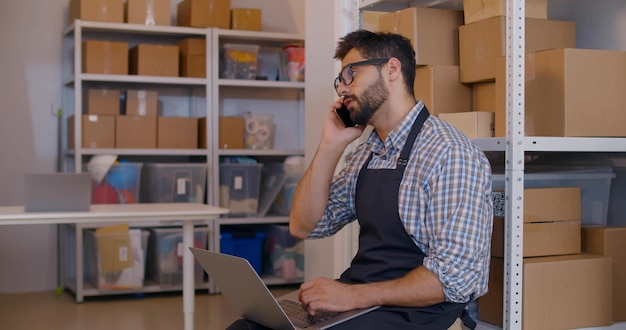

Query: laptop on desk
[24,173,92,212]
[190,248,379,330]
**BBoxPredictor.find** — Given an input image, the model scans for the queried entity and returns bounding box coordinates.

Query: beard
[351,74,389,126]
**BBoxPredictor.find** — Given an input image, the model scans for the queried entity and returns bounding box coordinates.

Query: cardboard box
[115,115,157,148]
[491,217,581,257]
[582,226,626,321]
[462,0,547,25]
[180,55,206,78]
[177,38,206,56]
[361,11,386,32]
[219,116,245,149]
[84,89,120,115]
[68,115,116,149]
[379,7,463,65]
[125,90,158,116]
[492,187,582,222]
[479,254,613,329]
[69,0,124,24]
[94,224,134,273]
[472,82,495,112]
[82,40,129,75]
[496,48,626,137]
[438,111,494,138]
[125,0,170,26]
[459,17,575,83]
[177,0,231,28]
[157,117,198,149]
[231,8,262,31]
[129,44,179,77]
[414,65,472,116]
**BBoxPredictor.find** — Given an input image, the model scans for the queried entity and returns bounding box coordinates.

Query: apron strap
[397,105,430,167]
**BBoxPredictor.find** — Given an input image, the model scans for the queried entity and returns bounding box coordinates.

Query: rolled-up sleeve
[421,147,493,303]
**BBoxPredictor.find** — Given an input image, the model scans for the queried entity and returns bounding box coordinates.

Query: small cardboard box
[115,115,157,148]
[582,226,626,321]
[69,0,124,24]
[125,90,158,116]
[125,0,171,26]
[68,115,116,149]
[491,187,582,222]
[177,38,206,56]
[414,65,472,116]
[459,17,575,83]
[219,116,245,149]
[462,0,547,25]
[94,224,134,273]
[129,44,179,77]
[84,89,120,115]
[491,217,581,257]
[479,255,613,329]
[230,8,262,31]
[82,40,129,75]
[472,82,495,112]
[177,0,231,28]
[180,55,206,78]
[438,111,494,138]
[379,7,463,65]
[157,117,199,149]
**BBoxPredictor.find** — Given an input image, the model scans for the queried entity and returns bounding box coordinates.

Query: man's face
[337,50,390,126]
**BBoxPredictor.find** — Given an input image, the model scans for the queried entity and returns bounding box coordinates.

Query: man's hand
[298,278,366,315]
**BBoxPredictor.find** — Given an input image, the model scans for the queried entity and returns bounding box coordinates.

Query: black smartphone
[335,104,357,127]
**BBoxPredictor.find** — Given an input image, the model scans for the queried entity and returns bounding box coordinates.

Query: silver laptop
[190,247,379,330]
[24,173,92,212]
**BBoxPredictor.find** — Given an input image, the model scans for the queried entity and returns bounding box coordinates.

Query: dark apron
[333,107,476,330]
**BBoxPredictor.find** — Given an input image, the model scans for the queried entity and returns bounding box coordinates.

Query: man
[227,30,492,330]
[289,30,493,329]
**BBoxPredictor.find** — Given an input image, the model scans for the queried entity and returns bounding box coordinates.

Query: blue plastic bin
[220,231,265,274]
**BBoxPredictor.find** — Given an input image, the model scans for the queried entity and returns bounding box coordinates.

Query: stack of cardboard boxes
[482,187,615,329]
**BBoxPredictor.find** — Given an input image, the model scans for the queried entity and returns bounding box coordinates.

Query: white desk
[0,203,229,330]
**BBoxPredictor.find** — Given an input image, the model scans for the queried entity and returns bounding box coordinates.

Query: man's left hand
[298,277,365,315]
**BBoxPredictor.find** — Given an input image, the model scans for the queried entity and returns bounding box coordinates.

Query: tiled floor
[0,286,297,330]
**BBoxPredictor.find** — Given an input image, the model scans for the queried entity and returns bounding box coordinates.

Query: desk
[0,203,229,330]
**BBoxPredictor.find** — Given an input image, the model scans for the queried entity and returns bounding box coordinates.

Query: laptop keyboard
[279,299,340,329]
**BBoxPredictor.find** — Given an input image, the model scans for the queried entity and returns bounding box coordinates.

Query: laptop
[190,248,380,330]
[24,173,92,212]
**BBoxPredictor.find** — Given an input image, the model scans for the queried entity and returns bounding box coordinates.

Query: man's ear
[387,57,402,81]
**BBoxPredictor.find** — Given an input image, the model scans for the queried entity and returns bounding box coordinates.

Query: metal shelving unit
[353,1,626,329]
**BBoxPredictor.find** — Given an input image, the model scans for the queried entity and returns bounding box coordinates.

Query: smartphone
[335,104,357,127]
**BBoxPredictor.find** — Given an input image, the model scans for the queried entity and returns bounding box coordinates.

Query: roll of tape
[245,118,260,134]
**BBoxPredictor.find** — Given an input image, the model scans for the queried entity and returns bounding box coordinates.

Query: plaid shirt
[309,101,493,303]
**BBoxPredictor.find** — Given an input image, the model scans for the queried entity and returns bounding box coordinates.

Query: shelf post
[504,0,525,329]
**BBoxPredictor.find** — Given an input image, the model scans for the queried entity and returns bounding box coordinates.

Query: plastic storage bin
[88,162,143,204]
[272,156,305,216]
[220,231,266,274]
[219,163,262,217]
[142,163,207,203]
[146,227,208,287]
[264,224,304,281]
[257,163,288,217]
[84,228,149,290]
[223,43,259,79]
[492,167,615,225]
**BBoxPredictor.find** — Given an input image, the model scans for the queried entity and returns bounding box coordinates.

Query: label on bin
[234,176,243,190]
[177,178,187,195]
[177,242,184,257]
[118,246,128,262]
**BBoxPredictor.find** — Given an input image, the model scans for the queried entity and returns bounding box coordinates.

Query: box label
[234,176,243,190]
[118,246,128,262]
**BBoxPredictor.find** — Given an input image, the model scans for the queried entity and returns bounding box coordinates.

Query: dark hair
[334,30,416,96]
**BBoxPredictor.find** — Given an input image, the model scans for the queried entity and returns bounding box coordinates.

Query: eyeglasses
[333,58,390,93]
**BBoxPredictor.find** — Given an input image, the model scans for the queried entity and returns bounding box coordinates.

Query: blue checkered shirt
[309,101,493,303]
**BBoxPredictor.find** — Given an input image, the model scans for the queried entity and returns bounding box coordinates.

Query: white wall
[0,0,303,293]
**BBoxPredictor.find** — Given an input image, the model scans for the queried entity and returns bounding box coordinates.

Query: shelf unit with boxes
[61,18,215,301]
[208,28,306,286]
[356,1,626,329]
